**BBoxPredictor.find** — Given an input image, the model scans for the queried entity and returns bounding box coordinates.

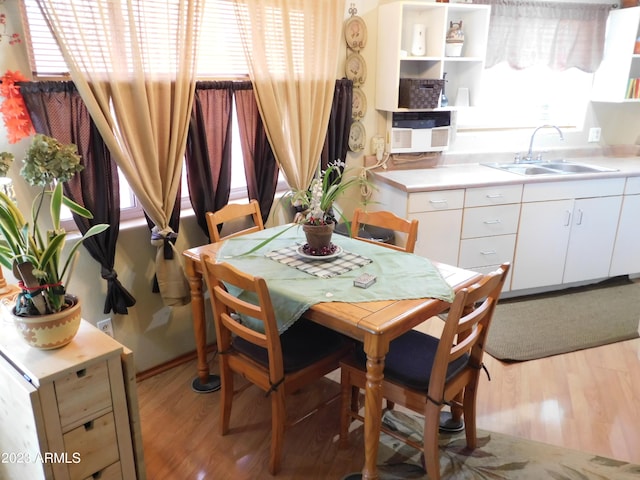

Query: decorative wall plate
[346,52,367,86]
[348,121,366,152]
[344,16,367,52]
[352,87,367,119]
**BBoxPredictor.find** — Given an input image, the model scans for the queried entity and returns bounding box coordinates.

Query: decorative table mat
[265,245,372,278]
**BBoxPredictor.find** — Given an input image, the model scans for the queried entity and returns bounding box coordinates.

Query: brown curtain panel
[19,80,136,315]
[321,78,353,173]
[185,81,234,240]
[233,81,279,224]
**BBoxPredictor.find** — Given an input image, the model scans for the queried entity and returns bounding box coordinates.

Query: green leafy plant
[290,160,370,226]
[0,134,109,316]
[234,160,375,257]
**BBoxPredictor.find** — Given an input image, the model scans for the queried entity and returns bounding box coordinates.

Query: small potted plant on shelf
[0,134,109,349]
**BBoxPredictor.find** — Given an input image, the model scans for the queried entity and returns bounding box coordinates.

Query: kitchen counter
[372,156,640,192]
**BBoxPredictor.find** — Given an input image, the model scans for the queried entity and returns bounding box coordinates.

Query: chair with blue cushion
[339,263,510,480]
[201,257,352,475]
[350,208,419,253]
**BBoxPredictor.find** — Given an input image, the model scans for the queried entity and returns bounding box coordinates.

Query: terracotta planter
[13,295,82,350]
[302,222,335,254]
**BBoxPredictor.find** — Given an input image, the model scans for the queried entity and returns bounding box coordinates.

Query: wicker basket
[398,78,444,109]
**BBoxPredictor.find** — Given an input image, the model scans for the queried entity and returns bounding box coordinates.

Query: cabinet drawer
[465,184,522,207]
[408,189,464,213]
[82,461,122,480]
[55,361,112,430]
[64,412,119,480]
[625,176,640,195]
[462,204,520,239]
[459,234,516,268]
[522,178,625,202]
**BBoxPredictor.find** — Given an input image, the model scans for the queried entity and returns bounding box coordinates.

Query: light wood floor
[137,331,640,479]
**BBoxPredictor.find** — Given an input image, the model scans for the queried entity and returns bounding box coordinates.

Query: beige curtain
[36,0,204,306]
[476,0,610,73]
[234,0,345,191]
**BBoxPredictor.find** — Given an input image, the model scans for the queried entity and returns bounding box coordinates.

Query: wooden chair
[206,199,265,243]
[350,208,419,253]
[201,257,352,475]
[339,263,510,480]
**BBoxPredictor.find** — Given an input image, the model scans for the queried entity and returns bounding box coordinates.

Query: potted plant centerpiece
[290,160,368,256]
[0,134,109,349]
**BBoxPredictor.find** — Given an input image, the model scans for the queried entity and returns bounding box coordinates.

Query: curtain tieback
[151,227,179,260]
[100,267,118,281]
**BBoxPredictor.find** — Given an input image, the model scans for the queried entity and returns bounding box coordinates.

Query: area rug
[485,277,640,361]
[378,410,640,479]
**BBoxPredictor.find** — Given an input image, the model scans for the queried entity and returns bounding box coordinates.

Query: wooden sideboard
[0,318,145,480]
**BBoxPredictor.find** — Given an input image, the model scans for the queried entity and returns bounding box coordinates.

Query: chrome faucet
[522,124,564,163]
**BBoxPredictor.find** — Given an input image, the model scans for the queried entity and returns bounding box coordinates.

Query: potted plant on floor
[0,134,109,349]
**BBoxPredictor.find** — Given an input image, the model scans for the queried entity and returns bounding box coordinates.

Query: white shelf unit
[592,6,640,103]
[375,1,490,112]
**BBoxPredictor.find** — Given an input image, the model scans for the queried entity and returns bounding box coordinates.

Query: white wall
[1,0,638,372]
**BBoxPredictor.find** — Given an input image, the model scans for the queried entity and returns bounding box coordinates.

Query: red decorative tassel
[0,70,35,143]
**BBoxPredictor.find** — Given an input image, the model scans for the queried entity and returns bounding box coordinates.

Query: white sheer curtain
[476,1,611,72]
[35,0,204,306]
[233,0,345,191]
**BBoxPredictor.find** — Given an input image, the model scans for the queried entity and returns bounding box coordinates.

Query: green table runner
[217,224,454,333]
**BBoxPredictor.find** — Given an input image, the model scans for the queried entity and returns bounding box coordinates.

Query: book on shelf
[626,78,640,99]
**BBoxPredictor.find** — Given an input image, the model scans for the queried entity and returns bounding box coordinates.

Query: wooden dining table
[182,229,481,480]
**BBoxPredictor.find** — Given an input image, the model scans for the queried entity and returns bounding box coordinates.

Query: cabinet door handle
[483,219,502,225]
[563,210,572,226]
[576,209,584,226]
[480,250,497,256]
[485,193,504,199]
[429,199,448,205]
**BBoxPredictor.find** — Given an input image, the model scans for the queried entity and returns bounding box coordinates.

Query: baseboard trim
[136,344,217,382]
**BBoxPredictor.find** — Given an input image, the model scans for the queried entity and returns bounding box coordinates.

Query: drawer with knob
[462,204,520,239]
[55,361,112,431]
[64,412,119,479]
[459,234,516,269]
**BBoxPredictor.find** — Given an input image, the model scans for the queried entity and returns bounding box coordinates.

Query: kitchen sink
[541,162,617,174]
[482,161,619,176]
[490,164,559,176]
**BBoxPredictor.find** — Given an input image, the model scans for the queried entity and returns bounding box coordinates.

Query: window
[20,0,256,222]
[457,63,593,131]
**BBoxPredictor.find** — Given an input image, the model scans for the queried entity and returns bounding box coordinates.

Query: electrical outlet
[97,318,114,337]
[588,127,601,143]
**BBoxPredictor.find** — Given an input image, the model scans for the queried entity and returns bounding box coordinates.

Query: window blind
[20,0,250,78]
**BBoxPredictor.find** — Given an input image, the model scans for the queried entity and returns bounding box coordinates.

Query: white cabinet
[372,180,463,265]
[459,185,522,290]
[564,196,622,283]
[610,176,640,275]
[408,189,464,265]
[373,180,521,270]
[591,7,640,103]
[511,179,624,291]
[375,1,490,111]
[373,169,640,293]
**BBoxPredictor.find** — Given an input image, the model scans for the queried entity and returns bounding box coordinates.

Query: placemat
[265,245,372,278]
